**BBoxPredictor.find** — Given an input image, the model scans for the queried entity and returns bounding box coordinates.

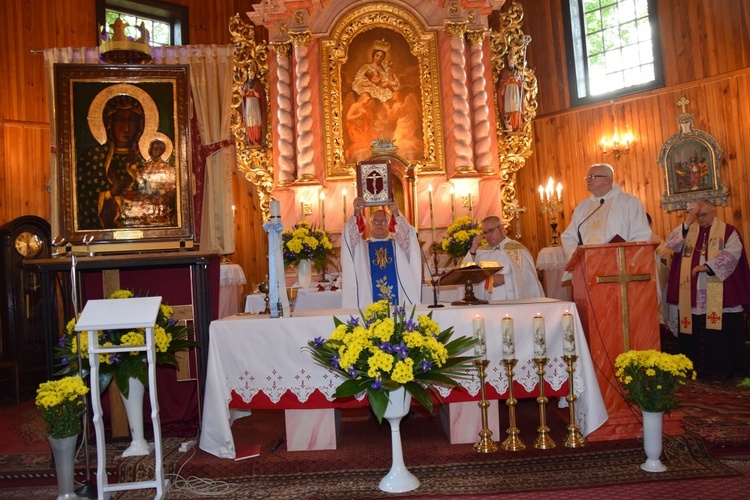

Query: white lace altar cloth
[199,298,607,459]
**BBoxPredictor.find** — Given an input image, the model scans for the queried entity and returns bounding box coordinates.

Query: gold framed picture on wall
[55,64,193,249]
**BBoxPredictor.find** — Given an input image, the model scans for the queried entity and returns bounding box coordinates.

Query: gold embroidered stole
[582,198,612,244]
[678,218,726,333]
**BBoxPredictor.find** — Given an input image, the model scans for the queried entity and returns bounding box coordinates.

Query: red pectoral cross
[707,311,721,324]
[681,316,692,329]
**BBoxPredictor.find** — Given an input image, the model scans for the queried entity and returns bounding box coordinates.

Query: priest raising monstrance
[340,162,421,308]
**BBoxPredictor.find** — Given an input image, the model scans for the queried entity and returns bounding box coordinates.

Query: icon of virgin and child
[76,90,178,230]
[342,35,424,163]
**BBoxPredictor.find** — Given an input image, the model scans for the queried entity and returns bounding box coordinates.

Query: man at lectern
[341,197,421,308]
[560,163,651,261]
[665,200,750,378]
[462,215,543,300]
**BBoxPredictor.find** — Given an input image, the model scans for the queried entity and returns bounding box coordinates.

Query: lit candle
[449,184,456,222]
[428,184,436,243]
[468,192,473,220]
[270,199,281,219]
[556,182,562,201]
[300,201,305,221]
[533,314,546,359]
[600,137,608,154]
[473,316,487,359]
[501,314,515,360]
[319,191,326,231]
[545,177,554,201]
[562,310,576,356]
[538,185,544,202]
[342,188,347,223]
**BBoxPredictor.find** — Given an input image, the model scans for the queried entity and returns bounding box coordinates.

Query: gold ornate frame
[320,3,445,179]
[229,14,273,219]
[55,64,192,247]
[490,1,538,228]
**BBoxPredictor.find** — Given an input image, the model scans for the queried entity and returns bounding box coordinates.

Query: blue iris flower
[380,341,392,353]
[348,365,358,378]
[61,357,69,366]
[393,305,405,318]
[371,376,382,390]
[394,342,408,359]
[331,354,340,367]
[347,317,360,327]
[404,319,418,332]
[313,336,325,348]
[421,360,433,373]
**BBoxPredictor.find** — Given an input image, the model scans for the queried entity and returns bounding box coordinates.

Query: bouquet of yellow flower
[615,349,696,413]
[306,300,477,423]
[36,376,90,439]
[282,221,337,273]
[55,289,198,398]
[440,216,482,263]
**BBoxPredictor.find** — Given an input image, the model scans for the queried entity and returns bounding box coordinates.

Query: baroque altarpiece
[231,0,537,260]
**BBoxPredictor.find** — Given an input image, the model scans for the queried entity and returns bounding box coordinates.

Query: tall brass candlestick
[533,358,555,449]
[562,355,585,448]
[473,359,498,453]
[501,358,526,451]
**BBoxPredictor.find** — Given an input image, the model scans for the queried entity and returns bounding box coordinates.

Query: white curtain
[42,45,235,253]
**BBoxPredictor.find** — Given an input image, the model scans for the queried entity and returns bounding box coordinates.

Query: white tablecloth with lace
[199,298,607,458]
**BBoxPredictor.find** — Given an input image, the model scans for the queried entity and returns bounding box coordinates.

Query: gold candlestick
[533,357,556,449]
[473,359,498,453]
[501,359,526,451]
[539,179,563,246]
[562,354,585,448]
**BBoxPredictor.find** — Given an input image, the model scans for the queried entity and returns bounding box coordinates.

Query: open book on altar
[438,261,503,305]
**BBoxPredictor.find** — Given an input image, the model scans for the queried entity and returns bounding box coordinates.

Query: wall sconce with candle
[538,177,563,246]
[600,102,633,160]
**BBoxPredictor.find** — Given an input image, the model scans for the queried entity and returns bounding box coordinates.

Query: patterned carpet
[0,378,747,498]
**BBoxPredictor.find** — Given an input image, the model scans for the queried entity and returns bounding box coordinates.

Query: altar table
[200,298,607,459]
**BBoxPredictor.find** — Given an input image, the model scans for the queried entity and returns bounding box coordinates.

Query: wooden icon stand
[438,263,503,306]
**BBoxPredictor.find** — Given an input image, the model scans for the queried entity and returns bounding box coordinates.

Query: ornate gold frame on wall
[490,1,537,228]
[229,14,273,219]
[320,3,445,179]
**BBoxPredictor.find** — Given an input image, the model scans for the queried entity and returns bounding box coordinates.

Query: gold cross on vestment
[595,246,651,352]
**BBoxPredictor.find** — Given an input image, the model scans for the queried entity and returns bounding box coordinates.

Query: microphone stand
[425,242,444,309]
[71,254,97,498]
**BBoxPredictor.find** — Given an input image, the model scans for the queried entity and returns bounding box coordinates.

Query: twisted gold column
[563,355,585,448]
[533,358,556,449]
[473,360,498,453]
[501,359,526,451]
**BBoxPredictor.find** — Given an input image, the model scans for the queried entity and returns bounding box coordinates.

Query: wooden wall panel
[519,71,750,259]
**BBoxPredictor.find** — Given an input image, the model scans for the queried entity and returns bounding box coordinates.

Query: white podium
[75,296,170,499]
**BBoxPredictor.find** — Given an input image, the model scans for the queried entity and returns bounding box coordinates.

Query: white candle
[342,188,347,223]
[270,199,281,218]
[562,310,576,356]
[449,184,456,222]
[501,314,515,360]
[319,191,326,231]
[472,316,487,359]
[300,201,305,221]
[428,184,436,243]
[538,185,544,202]
[533,314,546,359]
[556,182,563,201]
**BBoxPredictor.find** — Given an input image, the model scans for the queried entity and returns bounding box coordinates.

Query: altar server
[341,197,422,308]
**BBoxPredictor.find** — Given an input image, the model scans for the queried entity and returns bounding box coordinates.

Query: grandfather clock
[0,215,51,394]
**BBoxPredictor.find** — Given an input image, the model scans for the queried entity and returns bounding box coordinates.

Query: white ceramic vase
[49,434,78,500]
[297,259,312,289]
[378,387,420,493]
[640,410,667,472]
[120,377,154,457]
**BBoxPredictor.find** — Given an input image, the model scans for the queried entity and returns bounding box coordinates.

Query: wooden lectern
[438,263,503,306]
[565,241,683,441]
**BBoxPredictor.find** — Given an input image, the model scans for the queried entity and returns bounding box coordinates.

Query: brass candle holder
[501,359,526,451]
[533,358,556,449]
[473,359,498,453]
[562,354,585,448]
[539,182,563,247]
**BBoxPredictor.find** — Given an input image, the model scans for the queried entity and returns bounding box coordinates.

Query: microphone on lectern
[577,198,605,246]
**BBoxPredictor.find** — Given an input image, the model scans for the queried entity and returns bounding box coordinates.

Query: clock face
[14,230,43,258]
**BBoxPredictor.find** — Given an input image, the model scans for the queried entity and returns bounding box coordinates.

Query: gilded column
[290,31,316,182]
[467,30,493,175]
[445,21,474,173]
[272,41,296,186]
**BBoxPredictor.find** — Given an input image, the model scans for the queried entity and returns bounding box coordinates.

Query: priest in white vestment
[561,163,652,262]
[341,197,422,308]
[462,216,544,300]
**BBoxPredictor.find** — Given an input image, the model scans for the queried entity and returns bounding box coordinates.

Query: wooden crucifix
[595,246,651,352]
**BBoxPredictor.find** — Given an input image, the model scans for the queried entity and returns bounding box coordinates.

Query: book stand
[75,296,170,499]
[438,265,503,306]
